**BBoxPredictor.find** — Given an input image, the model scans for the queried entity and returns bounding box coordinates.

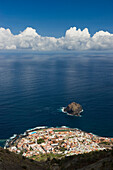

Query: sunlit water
[0,52,113,146]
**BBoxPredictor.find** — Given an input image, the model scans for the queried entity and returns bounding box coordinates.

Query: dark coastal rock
[64,102,83,116]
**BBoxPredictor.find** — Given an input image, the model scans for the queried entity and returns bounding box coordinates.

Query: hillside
[0,147,47,170]
[0,147,113,170]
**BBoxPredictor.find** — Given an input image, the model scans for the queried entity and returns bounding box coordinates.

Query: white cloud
[0,26,113,51]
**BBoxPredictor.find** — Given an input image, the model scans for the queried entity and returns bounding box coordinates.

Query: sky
[0,0,113,37]
[0,0,113,51]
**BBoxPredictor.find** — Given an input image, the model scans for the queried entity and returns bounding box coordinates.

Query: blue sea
[0,52,113,147]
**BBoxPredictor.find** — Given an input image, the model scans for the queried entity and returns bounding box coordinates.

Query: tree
[37,138,45,144]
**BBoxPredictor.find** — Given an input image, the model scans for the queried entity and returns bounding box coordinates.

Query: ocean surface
[0,52,113,147]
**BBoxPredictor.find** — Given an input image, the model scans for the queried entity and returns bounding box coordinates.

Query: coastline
[4,124,113,150]
[4,126,85,148]
[4,125,113,160]
[4,125,113,149]
[4,126,71,149]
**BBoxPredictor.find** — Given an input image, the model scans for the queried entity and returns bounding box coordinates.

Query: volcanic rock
[64,102,83,116]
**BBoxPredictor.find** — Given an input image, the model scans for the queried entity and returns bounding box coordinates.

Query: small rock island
[64,102,83,116]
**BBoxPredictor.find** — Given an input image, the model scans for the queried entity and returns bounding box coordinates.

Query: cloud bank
[0,27,113,51]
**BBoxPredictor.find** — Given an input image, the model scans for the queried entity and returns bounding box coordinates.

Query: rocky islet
[64,102,83,116]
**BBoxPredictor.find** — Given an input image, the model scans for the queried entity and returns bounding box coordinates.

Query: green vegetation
[69,136,74,139]
[30,146,33,151]
[99,141,111,145]
[59,147,66,152]
[37,138,45,144]
[30,153,64,162]
[20,150,23,155]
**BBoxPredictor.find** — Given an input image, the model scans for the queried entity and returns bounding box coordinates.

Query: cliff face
[64,102,83,116]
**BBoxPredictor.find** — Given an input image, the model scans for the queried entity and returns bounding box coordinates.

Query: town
[6,127,113,160]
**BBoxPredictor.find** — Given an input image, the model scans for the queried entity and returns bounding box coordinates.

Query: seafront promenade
[5,127,113,159]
